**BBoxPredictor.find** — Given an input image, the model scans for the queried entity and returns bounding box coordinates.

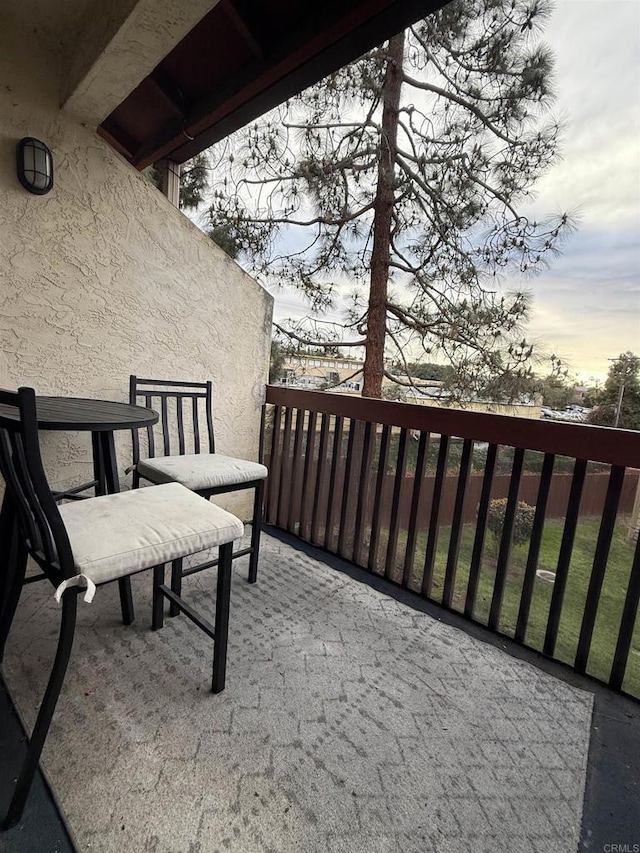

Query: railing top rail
[265,386,640,469]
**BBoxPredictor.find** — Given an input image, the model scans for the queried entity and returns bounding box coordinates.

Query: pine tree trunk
[362,31,404,399]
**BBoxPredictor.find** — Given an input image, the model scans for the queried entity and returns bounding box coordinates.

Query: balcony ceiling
[98,0,447,170]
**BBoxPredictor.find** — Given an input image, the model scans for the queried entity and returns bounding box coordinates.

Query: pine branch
[402,73,521,145]
[323,368,364,390]
[274,323,366,348]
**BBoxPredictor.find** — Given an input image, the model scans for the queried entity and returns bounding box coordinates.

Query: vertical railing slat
[287,409,306,534]
[385,427,410,581]
[421,434,450,598]
[465,443,498,619]
[442,438,474,609]
[299,410,317,541]
[488,447,525,631]
[515,452,555,642]
[609,531,640,691]
[574,465,626,673]
[324,415,344,551]
[543,457,588,657]
[368,425,391,574]
[353,421,375,566]
[338,419,358,558]
[265,405,282,524]
[403,431,430,589]
[310,413,330,546]
[276,406,293,529]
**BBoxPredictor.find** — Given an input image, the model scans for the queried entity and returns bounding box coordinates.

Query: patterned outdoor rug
[3,533,592,852]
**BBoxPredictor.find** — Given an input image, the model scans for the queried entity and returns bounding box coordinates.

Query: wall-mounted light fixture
[16,137,54,195]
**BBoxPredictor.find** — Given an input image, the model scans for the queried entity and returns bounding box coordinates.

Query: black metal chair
[129,377,267,613]
[0,387,244,829]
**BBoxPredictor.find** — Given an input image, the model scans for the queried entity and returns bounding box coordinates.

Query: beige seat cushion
[137,453,268,492]
[58,482,244,587]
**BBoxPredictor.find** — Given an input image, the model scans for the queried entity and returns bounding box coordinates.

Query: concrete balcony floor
[0,531,629,852]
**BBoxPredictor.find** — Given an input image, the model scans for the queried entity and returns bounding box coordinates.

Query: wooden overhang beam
[224,3,264,60]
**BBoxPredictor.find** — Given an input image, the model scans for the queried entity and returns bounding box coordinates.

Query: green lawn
[376,517,640,698]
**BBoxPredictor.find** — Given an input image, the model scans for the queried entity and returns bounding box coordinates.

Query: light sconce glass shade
[16,137,54,195]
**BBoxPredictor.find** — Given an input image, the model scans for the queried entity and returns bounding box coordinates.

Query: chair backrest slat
[130,376,216,461]
[192,396,200,454]
[129,374,140,465]
[205,381,215,454]
[0,387,75,582]
[176,396,185,455]
[160,396,170,456]
[144,392,155,459]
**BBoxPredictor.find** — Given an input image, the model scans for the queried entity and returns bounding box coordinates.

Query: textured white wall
[0,20,273,518]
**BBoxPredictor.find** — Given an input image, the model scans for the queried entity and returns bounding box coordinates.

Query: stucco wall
[0,20,273,519]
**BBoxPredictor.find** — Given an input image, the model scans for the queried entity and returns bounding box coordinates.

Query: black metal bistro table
[0,397,158,657]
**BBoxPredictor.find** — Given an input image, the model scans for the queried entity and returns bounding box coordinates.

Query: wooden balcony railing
[262,386,640,698]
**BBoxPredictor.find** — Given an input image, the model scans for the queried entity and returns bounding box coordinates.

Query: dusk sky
[518,0,640,381]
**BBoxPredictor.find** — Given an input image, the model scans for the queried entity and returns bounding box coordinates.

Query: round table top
[0,396,159,432]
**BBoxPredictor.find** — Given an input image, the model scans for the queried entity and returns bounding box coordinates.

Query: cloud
[524,0,640,233]
[525,224,640,377]
[473,0,640,377]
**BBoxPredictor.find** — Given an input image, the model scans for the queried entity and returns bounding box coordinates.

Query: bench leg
[0,517,27,667]
[118,578,135,625]
[152,566,165,631]
[248,481,264,585]
[169,559,182,617]
[3,593,78,830]
[212,543,233,693]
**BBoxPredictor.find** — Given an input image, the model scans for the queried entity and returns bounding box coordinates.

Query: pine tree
[179,153,209,211]
[588,353,640,430]
[206,0,572,398]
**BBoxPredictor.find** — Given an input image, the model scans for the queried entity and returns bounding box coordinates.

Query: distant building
[278,353,365,393]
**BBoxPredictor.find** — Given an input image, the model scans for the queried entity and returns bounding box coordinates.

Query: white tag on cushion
[54,574,97,604]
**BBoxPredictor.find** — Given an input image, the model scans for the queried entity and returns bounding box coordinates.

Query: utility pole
[607,357,626,429]
[614,380,625,428]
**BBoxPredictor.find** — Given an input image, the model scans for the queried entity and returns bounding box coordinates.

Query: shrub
[487,498,535,547]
